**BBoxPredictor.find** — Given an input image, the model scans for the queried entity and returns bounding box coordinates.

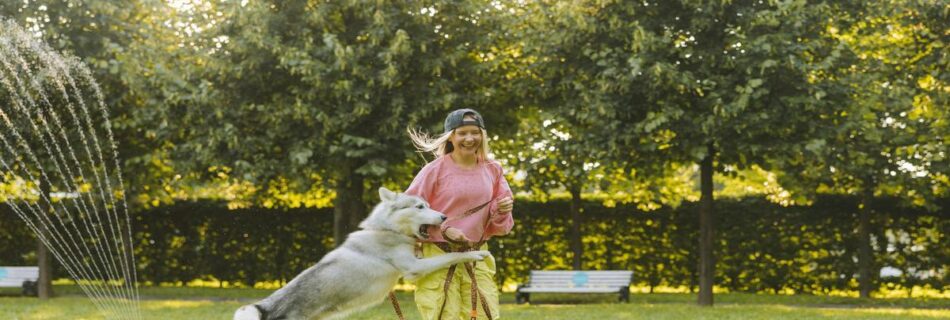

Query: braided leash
[389,291,405,320]
[433,243,494,320]
[464,261,495,320]
[434,196,497,320]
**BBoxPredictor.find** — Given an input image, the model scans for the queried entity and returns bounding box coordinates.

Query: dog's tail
[234,304,264,320]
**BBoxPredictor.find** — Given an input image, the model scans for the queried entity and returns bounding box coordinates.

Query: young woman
[405,108,514,320]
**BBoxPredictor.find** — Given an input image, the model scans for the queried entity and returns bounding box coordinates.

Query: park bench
[515,270,633,304]
[0,266,39,296]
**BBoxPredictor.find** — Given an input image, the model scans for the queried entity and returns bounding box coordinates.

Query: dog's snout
[440,215,447,222]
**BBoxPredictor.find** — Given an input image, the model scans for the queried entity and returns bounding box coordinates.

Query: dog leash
[389,291,405,320]
[434,243,494,320]
[435,197,498,320]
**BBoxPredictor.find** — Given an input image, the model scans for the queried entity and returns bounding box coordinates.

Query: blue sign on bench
[572,272,589,286]
[0,268,7,279]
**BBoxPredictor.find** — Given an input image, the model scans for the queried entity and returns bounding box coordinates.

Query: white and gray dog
[234,187,490,320]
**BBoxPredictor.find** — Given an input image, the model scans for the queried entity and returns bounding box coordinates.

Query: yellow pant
[413,243,500,320]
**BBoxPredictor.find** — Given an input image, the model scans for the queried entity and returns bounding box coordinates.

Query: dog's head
[359,187,447,240]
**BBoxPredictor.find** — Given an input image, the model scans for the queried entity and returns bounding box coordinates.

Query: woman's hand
[442,227,472,244]
[497,196,513,214]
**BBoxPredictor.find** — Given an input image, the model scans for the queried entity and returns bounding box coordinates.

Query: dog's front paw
[467,250,491,261]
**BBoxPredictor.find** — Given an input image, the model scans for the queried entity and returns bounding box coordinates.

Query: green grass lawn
[0,286,947,319]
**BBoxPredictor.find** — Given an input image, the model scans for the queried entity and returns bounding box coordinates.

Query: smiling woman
[403,108,515,320]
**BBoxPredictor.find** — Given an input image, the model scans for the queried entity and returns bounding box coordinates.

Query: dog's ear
[379,187,397,202]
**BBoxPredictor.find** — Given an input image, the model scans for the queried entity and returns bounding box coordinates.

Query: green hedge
[496,197,948,294]
[1,196,946,293]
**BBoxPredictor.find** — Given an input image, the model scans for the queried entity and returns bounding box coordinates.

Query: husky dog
[234,187,490,320]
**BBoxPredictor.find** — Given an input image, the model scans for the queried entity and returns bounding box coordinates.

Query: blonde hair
[408,127,492,161]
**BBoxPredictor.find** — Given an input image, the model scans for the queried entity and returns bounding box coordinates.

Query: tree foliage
[1,0,947,299]
[173,0,519,243]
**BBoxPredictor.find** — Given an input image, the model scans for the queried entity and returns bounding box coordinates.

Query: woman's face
[451,117,483,157]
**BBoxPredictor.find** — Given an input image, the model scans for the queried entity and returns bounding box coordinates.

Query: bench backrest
[0,267,39,287]
[527,270,632,288]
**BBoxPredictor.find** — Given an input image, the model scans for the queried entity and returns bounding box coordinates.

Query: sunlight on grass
[3,289,948,320]
[141,299,215,310]
[0,297,106,320]
[817,307,950,318]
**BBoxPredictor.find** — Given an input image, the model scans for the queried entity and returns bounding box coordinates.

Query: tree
[0,0,191,202]
[615,0,834,305]
[776,0,950,298]
[500,0,661,270]
[177,0,512,245]
[495,108,610,270]
[509,0,835,305]
[1,0,175,303]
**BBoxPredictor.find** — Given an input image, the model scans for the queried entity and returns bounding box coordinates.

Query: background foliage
[3,197,944,295]
[1,0,948,302]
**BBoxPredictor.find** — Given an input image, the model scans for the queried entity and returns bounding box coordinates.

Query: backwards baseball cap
[443,108,485,133]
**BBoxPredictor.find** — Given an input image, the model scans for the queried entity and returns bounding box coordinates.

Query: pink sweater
[404,154,514,243]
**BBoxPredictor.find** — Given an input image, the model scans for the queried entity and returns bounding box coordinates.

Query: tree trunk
[347,174,366,233]
[333,167,366,247]
[857,185,874,298]
[569,184,583,270]
[697,143,715,306]
[38,181,53,299]
[37,233,52,299]
[276,217,287,283]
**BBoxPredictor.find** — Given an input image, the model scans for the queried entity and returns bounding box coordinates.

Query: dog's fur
[233,187,490,320]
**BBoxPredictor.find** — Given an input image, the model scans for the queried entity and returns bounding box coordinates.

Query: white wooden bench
[516,270,633,304]
[0,266,39,296]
